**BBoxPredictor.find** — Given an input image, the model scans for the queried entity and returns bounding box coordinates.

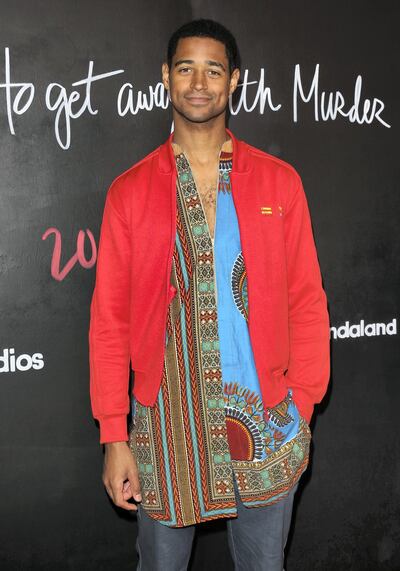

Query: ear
[162,62,170,91]
[229,68,240,95]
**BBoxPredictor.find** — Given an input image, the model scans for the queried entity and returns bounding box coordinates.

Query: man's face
[162,36,240,124]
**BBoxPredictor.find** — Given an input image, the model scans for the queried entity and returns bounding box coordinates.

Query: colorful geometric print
[224,384,298,460]
[218,152,232,194]
[232,416,311,507]
[129,151,237,527]
[231,252,248,320]
[129,147,311,527]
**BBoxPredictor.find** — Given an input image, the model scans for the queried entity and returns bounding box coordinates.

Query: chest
[191,164,220,239]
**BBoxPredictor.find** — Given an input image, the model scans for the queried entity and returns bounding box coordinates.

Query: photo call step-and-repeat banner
[1,2,399,570]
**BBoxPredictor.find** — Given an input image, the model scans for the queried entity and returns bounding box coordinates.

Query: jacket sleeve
[283,171,330,424]
[89,177,131,444]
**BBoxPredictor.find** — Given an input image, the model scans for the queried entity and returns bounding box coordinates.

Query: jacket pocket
[271,367,288,388]
[271,367,285,377]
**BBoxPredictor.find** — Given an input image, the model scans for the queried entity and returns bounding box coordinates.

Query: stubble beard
[171,97,228,125]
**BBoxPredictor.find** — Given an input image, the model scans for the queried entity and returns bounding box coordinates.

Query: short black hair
[167,19,241,74]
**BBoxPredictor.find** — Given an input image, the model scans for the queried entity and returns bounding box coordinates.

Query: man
[89,18,330,571]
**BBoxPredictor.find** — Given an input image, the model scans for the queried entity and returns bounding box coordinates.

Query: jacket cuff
[99,414,129,444]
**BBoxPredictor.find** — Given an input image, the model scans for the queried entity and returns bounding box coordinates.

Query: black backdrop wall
[1,1,399,570]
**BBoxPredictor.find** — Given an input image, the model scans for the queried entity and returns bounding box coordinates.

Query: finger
[113,480,138,511]
[103,481,115,503]
[122,480,133,500]
[128,473,142,503]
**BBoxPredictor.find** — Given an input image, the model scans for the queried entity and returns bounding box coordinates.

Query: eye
[208,69,221,76]
[178,67,192,74]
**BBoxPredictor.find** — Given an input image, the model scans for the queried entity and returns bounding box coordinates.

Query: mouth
[185,96,212,106]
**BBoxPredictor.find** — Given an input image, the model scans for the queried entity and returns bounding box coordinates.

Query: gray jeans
[135,478,298,571]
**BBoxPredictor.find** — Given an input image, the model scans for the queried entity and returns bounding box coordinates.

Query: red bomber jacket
[89,128,330,444]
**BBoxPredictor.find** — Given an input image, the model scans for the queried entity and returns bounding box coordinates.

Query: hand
[102,441,142,511]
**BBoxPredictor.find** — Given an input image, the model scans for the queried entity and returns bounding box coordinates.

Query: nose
[190,69,208,91]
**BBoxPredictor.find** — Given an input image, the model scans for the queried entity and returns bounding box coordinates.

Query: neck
[171,114,230,165]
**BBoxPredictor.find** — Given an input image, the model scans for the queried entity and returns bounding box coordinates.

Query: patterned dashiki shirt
[129,148,311,528]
